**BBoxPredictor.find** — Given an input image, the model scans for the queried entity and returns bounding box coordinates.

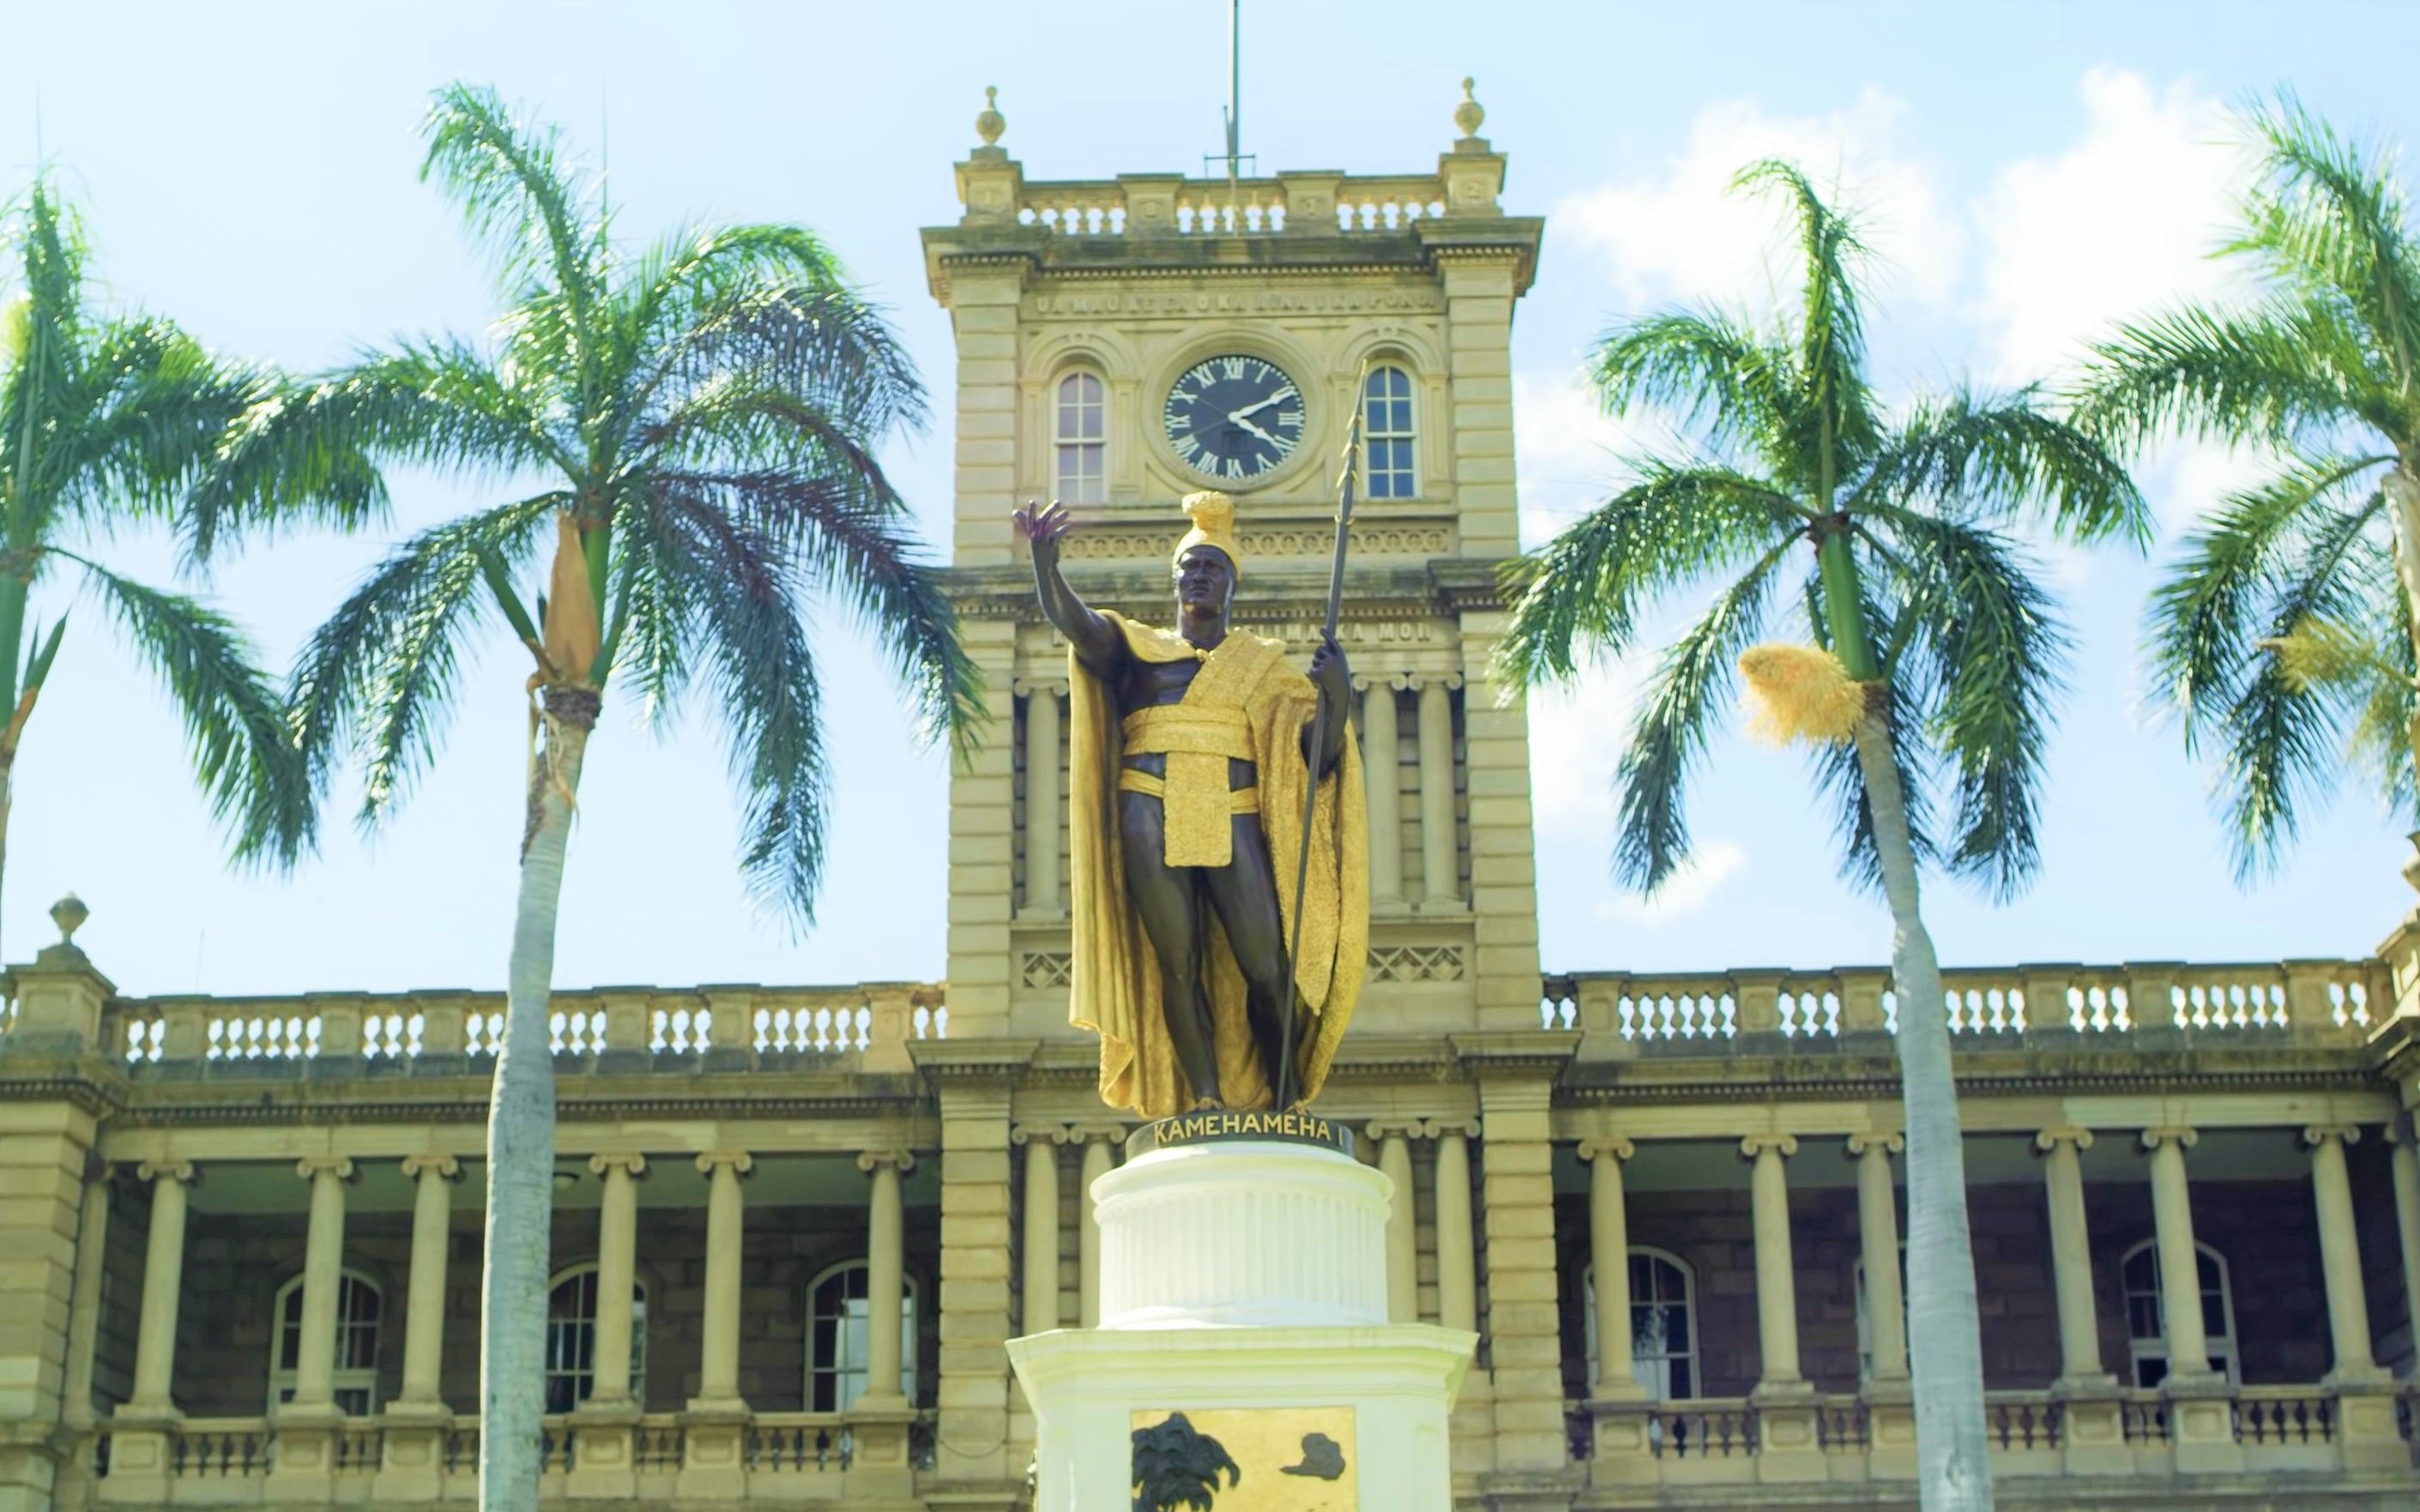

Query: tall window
[1054,372,1106,503]
[2121,1240,2237,1387]
[545,1264,648,1413]
[1581,1249,1697,1400]
[1361,364,1416,498]
[270,1270,383,1415]
[807,1262,918,1411]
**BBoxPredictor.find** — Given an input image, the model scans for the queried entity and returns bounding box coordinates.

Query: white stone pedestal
[1010,1137,1475,1512]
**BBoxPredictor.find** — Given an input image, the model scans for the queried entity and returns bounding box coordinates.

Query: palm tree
[2073,96,2420,873]
[1499,162,2143,1512]
[211,85,975,1510]
[0,175,323,962]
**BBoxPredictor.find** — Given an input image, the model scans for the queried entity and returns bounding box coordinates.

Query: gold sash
[1119,703,1257,865]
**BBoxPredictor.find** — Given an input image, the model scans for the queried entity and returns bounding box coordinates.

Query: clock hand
[1228,394,1288,422]
[1229,414,1281,446]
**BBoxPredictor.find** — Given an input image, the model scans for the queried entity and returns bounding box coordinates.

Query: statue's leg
[1202,812,1300,1101]
[1118,791,1221,1106]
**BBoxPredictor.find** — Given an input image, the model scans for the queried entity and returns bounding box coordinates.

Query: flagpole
[1276,367,1367,1111]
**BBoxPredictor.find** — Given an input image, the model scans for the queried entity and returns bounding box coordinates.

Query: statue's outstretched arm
[1012,500,1123,674]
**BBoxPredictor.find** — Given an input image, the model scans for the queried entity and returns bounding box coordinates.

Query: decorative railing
[1541,957,2383,1045]
[101,983,948,1069]
[87,1407,938,1493]
[1574,1384,2411,1486]
[1005,173,1448,238]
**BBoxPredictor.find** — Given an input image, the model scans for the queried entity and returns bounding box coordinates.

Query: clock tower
[925,78,1545,1045]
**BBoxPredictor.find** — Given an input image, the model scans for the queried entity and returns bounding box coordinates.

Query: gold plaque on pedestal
[1131,1407,1359,1512]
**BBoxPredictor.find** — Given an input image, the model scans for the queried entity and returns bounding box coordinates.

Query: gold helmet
[1173,491,1242,581]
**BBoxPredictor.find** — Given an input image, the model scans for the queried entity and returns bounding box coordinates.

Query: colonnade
[1014,1124,1134,1331]
[109,1146,922,1425]
[1361,1118,1481,1328]
[1012,675,1470,919]
[1577,1123,2420,1403]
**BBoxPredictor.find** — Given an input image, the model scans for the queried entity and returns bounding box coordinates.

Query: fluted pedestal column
[382,1155,460,1492]
[1367,1121,1421,1322]
[2034,1128,2125,1473]
[679,1151,753,1499]
[1415,677,1461,912]
[1077,1133,1116,1328]
[1020,684,1064,919]
[850,1149,919,1475]
[2142,1128,2240,1473]
[1015,1125,1065,1334]
[1359,677,1403,907]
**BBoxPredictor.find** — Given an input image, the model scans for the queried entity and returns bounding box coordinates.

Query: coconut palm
[209,84,975,1510]
[0,175,324,962]
[2072,96,2420,874]
[1499,162,2143,1512]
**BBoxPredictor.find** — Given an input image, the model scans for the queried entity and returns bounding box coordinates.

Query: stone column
[2141,1126,2240,1473]
[2034,1128,2109,1386]
[1358,676,1402,906]
[1077,1134,1116,1328]
[1847,1134,1907,1384]
[60,1169,112,1428]
[287,1156,357,1413]
[2390,1123,2420,1361]
[1020,684,1063,919]
[586,1154,647,1406]
[394,1156,459,1410]
[692,1151,752,1409]
[2302,1126,2385,1381]
[126,1160,194,1413]
[1578,1136,1638,1398]
[1367,1121,1421,1322]
[859,1149,915,1410]
[1428,1119,1478,1334]
[1015,1125,1064,1334]
[1415,676,1460,910]
[2140,1128,2213,1381]
[1741,1136,1803,1390]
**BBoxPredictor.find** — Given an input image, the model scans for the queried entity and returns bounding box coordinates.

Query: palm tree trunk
[1852,708,1995,1512]
[478,685,598,1512]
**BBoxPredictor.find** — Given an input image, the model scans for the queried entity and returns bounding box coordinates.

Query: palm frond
[652,490,830,925]
[1613,540,1791,894]
[1732,158,1883,468]
[1856,389,2149,546]
[2071,301,2393,449]
[420,82,607,326]
[288,494,559,827]
[1865,515,2069,898]
[2146,452,2387,739]
[2234,93,2420,395]
[57,551,313,864]
[1590,310,1801,473]
[639,285,926,447]
[1498,463,1802,686]
[650,470,979,754]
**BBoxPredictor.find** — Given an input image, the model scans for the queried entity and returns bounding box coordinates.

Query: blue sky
[3,0,2417,997]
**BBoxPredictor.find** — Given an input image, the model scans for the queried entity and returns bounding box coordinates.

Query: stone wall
[164,1204,940,1419]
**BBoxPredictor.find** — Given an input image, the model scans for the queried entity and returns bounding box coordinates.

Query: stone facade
[3,83,2420,1512]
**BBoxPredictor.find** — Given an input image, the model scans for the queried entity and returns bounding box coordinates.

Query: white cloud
[1608,839,1750,927]
[1525,655,1650,828]
[1555,87,1962,319]
[1512,369,1685,546]
[1971,69,2252,385]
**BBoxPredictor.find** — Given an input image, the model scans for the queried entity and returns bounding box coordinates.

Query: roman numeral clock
[1161,355,1305,485]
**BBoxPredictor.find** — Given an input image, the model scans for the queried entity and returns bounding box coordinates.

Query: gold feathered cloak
[1068,611,1368,1118]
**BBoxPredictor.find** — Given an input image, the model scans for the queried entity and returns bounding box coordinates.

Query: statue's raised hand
[1012,499,1075,569]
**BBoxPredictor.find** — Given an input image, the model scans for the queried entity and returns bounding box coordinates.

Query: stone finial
[975,85,1005,147]
[1453,77,1485,140]
[2402,830,2420,895]
[51,893,88,945]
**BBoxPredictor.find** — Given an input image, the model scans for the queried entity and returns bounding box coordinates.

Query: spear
[1276,369,1367,1111]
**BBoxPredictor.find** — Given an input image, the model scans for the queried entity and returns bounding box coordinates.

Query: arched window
[1580,1248,1697,1400]
[1361,364,1416,498]
[1853,1244,1910,1388]
[807,1261,919,1411]
[2120,1240,2238,1387]
[545,1263,649,1413]
[1054,372,1107,503]
[269,1269,383,1415]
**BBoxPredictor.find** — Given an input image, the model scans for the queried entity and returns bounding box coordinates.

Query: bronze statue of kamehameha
[1014,491,1369,1118]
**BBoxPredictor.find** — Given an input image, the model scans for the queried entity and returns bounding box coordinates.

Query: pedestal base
[1011,1324,1472,1512]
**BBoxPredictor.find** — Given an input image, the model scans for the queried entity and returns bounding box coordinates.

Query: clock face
[1162,355,1305,485]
